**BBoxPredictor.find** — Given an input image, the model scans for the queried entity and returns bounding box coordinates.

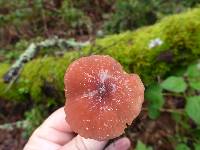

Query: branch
[3,36,89,84]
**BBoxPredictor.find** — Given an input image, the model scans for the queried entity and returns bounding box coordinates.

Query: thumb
[60,135,107,150]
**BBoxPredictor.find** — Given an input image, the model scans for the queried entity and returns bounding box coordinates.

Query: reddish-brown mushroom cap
[64,55,144,141]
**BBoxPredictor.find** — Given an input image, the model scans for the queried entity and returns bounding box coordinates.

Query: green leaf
[195,144,200,150]
[185,96,200,125]
[145,84,164,119]
[174,68,186,77]
[186,63,200,90]
[188,78,200,90]
[186,63,200,78]
[175,144,190,150]
[148,106,160,119]
[135,140,152,150]
[161,76,187,93]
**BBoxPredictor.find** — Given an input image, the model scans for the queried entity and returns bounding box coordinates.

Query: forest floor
[127,111,176,150]
[0,100,28,150]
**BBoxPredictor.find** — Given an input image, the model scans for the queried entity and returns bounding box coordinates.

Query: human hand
[23,107,131,150]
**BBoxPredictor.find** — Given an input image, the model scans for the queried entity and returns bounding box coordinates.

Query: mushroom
[64,55,144,141]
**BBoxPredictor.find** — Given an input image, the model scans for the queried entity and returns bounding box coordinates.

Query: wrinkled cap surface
[64,55,144,141]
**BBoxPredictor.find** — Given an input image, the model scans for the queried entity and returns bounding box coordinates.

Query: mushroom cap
[64,55,144,141]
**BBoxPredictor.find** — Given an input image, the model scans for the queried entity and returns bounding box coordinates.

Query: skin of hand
[23,107,131,150]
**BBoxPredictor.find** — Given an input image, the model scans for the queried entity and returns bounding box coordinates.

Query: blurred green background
[0,0,200,149]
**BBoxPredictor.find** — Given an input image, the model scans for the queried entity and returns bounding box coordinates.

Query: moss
[18,51,79,102]
[1,8,200,102]
[86,8,200,83]
[0,63,25,101]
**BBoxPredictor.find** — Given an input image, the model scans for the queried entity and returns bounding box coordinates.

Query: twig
[142,107,184,114]
[0,120,27,131]
[4,67,23,93]
[163,92,186,98]
[42,9,48,36]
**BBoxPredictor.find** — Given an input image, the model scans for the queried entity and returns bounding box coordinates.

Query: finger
[35,107,75,144]
[105,137,131,150]
[60,135,108,150]
[24,107,75,150]
[42,107,73,133]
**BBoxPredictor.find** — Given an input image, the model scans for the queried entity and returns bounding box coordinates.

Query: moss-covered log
[1,8,200,102]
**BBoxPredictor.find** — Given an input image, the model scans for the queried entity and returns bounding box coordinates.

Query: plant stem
[163,92,186,98]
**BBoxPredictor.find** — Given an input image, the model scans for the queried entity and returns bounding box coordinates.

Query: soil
[0,99,30,150]
[0,128,26,150]
[126,111,176,150]
[0,100,30,124]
